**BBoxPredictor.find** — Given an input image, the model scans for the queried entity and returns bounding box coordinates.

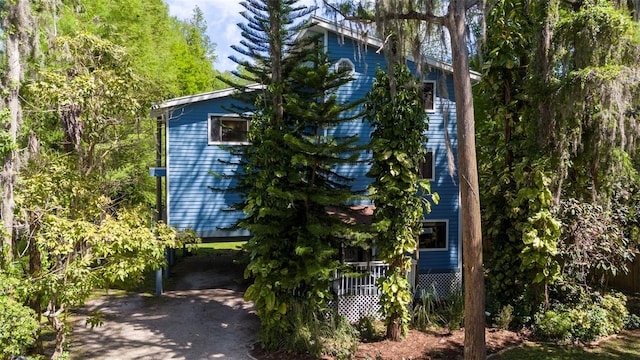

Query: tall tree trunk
[268,0,284,123]
[29,210,43,354]
[445,1,486,359]
[0,0,31,262]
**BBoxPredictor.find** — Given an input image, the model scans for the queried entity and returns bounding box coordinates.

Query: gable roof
[150,83,263,117]
[152,15,480,114]
[304,15,481,82]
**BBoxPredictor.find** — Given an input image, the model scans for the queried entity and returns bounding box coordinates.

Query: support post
[155,115,165,296]
[155,269,163,296]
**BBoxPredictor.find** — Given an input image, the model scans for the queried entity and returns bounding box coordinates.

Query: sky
[165,0,320,73]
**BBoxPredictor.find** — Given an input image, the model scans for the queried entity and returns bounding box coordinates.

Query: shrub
[284,302,359,360]
[322,315,359,360]
[356,315,383,343]
[571,306,608,342]
[600,292,628,333]
[494,304,515,330]
[412,287,443,331]
[443,290,465,331]
[533,308,573,343]
[624,314,640,330]
[533,292,629,343]
[0,295,39,359]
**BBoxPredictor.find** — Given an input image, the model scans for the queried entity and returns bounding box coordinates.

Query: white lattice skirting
[333,295,382,322]
[332,270,462,322]
[417,271,463,298]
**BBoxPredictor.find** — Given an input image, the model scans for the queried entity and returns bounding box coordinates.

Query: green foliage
[56,0,223,98]
[320,314,360,360]
[257,299,359,359]
[478,0,557,320]
[0,295,39,359]
[355,315,384,342]
[442,290,465,331]
[0,108,16,157]
[376,268,413,334]
[0,270,39,360]
[228,0,368,352]
[26,33,157,210]
[411,287,465,333]
[412,286,444,331]
[494,304,515,330]
[365,64,433,338]
[555,1,638,69]
[533,308,574,343]
[14,152,181,356]
[556,197,636,287]
[479,0,640,324]
[533,292,629,343]
[1,1,228,357]
[624,314,640,330]
[512,161,561,287]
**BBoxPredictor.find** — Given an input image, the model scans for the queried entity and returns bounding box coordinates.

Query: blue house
[151,16,480,310]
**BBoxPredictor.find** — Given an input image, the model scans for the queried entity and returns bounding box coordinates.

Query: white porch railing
[332,259,417,296]
[330,259,417,322]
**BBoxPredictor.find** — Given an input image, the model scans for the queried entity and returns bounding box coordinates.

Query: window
[419,221,448,250]
[418,151,434,180]
[208,115,249,144]
[334,58,355,74]
[422,81,436,112]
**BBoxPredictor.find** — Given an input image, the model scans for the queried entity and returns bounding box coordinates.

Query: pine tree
[224,0,369,352]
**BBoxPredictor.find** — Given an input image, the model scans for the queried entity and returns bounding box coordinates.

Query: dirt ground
[252,328,524,360]
[71,252,524,359]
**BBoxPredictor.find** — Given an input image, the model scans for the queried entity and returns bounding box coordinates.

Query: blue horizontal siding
[165,28,461,270]
[325,32,460,271]
[167,97,247,237]
[419,97,460,271]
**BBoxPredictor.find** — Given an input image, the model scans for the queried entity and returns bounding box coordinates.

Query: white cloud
[165,0,320,72]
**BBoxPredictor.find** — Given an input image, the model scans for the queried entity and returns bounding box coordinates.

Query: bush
[356,315,383,343]
[0,296,39,359]
[284,302,359,360]
[443,291,465,331]
[412,287,443,331]
[533,292,629,343]
[600,292,628,333]
[321,315,360,360]
[533,308,573,343]
[494,304,515,330]
[624,314,640,330]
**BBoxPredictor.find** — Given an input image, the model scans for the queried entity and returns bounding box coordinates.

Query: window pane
[418,151,433,180]
[336,59,354,73]
[220,119,248,142]
[209,119,221,142]
[419,221,447,249]
[423,82,435,111]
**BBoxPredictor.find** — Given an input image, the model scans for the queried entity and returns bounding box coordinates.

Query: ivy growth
[366,64,436,340]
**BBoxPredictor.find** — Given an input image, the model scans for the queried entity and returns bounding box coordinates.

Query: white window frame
[419,150,435,181]
[208,114,250,145]
[334,58,355,74]
[418,219,448,251]
[423,80,436,113]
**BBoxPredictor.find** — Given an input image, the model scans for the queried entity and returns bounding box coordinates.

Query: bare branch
[387,10,446,26]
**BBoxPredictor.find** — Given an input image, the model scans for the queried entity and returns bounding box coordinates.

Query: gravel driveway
[70,252,259,359]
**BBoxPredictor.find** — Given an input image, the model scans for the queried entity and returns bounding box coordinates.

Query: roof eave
[150,83,264,117]
[306,15,481,82]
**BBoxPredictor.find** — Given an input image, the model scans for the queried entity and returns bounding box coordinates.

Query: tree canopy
[0,0,217,357]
